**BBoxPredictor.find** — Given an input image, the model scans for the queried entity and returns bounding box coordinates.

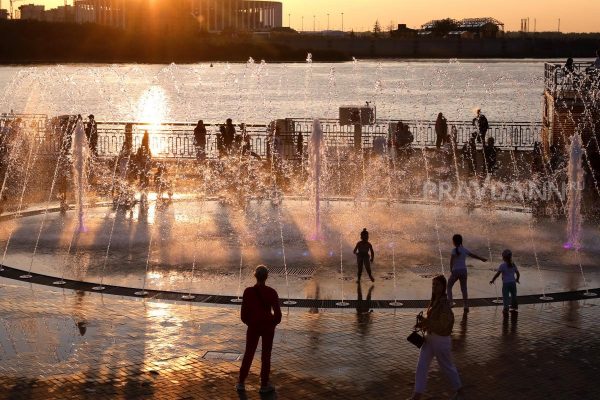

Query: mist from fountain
[564,132,584,250]
[72,118,89,233]
[309,119,324,240]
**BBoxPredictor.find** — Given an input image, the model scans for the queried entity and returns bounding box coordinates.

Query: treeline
[0,21,346,63]
[1,20,599,64]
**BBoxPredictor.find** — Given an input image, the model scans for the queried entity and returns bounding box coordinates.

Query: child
[490,249,520,314]
[353,228,375,283]
[448,234,487,313]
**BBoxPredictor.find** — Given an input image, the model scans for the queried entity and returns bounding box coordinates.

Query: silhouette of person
[593,49,600,68]
[353,228,375,283]
[472,108,489,143]
[435,112,448,149]
[447,234,487,313]
[225,118,236,152]
[135,131,152,191]
[237,265,281,394]
[85,114,98,157]
[483,136,498,174]
[193,120,207,161]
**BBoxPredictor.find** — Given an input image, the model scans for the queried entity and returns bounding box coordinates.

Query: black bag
[407,330,425,348]
[407,311,425,348]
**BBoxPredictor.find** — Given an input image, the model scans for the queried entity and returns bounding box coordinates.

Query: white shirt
[497,262,519,283]
[451,246,471,271]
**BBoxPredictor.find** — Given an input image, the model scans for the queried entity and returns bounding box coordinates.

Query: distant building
[71,0,282,32]
[45,5,75,23]
[191,0,282,32]
[420,17,504,38]
[18,4,45,21]
[390,24,417,38]
[0,9,8,20]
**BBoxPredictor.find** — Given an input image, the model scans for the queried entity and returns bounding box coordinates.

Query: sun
[136,86,169,155]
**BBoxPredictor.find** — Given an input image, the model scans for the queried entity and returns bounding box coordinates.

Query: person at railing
[471,109,488,143]
[435,112,448,149]
[135,130,153,191]
[85,114,98,157]
[593,49,600,69]
[483,136,498,175]
[395,122,414,159]
[193,120,207,161]
[565,57,575,73]
[296,131,303,158]
[225,118,236,153]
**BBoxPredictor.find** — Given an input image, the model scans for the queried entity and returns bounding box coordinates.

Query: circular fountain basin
[1,198,599,301]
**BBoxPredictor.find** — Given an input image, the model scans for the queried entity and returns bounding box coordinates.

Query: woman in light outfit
[410,275,464,400]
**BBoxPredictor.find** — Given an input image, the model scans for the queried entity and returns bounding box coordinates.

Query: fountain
[564,132,584,250]
[72,117,89,233]
[309,119,325,241]
[0,60,598,305]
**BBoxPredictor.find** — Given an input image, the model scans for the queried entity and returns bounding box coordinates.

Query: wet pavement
[0,277,599,400]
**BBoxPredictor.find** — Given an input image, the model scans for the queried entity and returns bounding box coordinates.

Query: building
[390,24,417,38]
[0,9,8,20]
[18,4,45,21]
[420,17,504,38]
[72,0,282,32]
[45,5,75,23]
[191,0,282,32]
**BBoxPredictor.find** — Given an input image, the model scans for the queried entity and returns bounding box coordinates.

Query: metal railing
[2,115,543,160]
[544,62,600,98]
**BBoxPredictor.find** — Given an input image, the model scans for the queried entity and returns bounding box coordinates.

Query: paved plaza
[0,277,599,400]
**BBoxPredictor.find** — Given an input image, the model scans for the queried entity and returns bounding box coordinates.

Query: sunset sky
[24,0,600,33]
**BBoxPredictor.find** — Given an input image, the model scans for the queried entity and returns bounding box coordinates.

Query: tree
[387,20,395,33]
[373,20,381,37]
[431,18,459,37]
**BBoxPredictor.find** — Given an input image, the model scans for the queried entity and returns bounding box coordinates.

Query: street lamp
[327,13,330,31]
[301,15,304,32]
[288,13,291,28]
[313,15,315,32]
[341,12,344,32]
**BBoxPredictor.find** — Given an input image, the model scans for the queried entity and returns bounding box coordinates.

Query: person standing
[135,130,152,191]
[447,234,487,313]
[435,113,448,149]
[483,136,498,174]
[85,114,98,157]
[490,249,521,315]
[472,109,489,143]
[353,228,375,283]
[225,118,236,152]
[411,275,464,400]
[193,120,207,161]
[592,49,600,68]
[237,265,282,394]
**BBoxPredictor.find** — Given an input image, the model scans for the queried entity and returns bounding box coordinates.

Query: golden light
[136,86,169,155]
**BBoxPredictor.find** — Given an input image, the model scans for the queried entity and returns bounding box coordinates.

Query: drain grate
[202,351,242,361]
[268,266,316,277]
[411,264,444,279]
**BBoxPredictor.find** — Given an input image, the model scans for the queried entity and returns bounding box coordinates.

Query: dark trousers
[239,325,275,386]
[357,255,373,280]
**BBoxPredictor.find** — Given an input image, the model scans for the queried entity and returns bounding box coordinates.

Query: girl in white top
[490,249,521,314]
[447,234,487,312]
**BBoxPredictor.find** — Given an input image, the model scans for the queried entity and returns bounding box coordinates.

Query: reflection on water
[0,61,555,123]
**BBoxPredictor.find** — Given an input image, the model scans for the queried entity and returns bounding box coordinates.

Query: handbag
[407,311,425,349]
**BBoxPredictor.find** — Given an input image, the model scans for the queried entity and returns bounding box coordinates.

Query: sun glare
[136,86,169,155]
